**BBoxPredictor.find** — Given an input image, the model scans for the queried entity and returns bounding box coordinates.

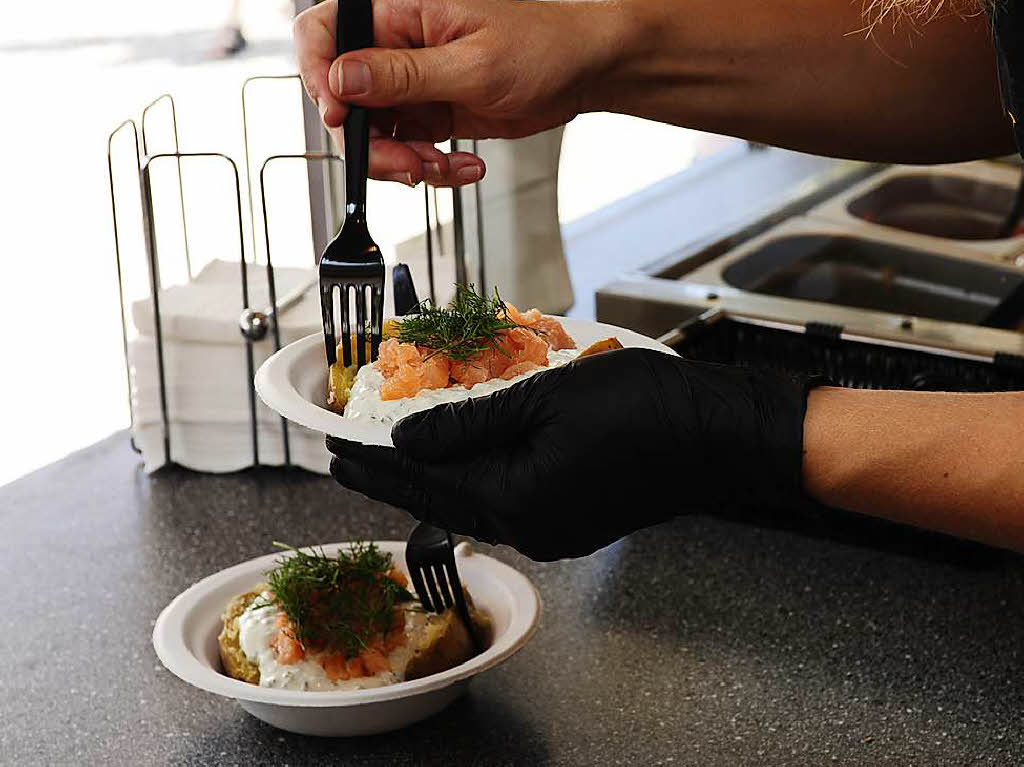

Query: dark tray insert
[722,234,1024,328]
[846,174,1022,240]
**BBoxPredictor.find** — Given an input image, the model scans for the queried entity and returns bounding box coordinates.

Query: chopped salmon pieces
[318,638,398,680]
[386,569,409,588]
[278,627,399,679]
[506,304,576,351]
[271,627,305,665]
[321,652,349,681]
[345,656,367,678]
[532,315,576,351]
[501,361,542,380]
[376,308,575,400]
[378,339,452,400]
[360,648,391,675]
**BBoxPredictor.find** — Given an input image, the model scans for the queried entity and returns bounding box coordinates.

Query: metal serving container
[806,161,1024,262]
[597,216,1024,368]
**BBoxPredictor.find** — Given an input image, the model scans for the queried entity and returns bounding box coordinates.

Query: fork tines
[408,562,454,614]
[320,269,383,368]
[405,523,484,652]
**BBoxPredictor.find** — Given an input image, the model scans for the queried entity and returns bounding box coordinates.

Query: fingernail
[424,162,442,182]
[456,164,482,183]
[338,60,371,96]
[383,171,416,187]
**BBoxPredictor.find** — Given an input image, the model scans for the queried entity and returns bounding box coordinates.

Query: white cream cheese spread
[236,591,422,691]
[344,348,580,425]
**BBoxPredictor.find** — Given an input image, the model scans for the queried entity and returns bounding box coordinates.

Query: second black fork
[406,523,485,653]
[319,0,384,368]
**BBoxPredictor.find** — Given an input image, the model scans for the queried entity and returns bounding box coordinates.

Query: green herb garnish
[263,542,415,657]
[397,284,532,362]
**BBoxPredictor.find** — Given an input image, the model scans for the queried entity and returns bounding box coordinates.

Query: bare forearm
[589,0,1014,162]
[803,388,1024,550]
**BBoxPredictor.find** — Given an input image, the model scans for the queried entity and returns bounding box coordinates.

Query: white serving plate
[255,317,676,446]
[153,541,540,737]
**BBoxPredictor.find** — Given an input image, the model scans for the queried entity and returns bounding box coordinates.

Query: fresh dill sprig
[397,284,531,362]
[264,542,415,657]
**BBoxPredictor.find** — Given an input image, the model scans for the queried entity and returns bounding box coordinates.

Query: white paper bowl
[153,542,540,737]
[254,317,676,446]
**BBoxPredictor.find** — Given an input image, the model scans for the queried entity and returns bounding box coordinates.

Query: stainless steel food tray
[597,215,1024,364]
[806,161,1024,262]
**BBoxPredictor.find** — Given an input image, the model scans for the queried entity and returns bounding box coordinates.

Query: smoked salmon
[377,339,453,400]
[376,307,575,400]
[271,627,305,665]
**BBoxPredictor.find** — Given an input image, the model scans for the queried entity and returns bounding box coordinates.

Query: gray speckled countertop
[3,433,1024,766]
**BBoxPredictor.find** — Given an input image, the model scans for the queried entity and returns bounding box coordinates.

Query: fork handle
[445,532,484,653]
[337,0,374,222]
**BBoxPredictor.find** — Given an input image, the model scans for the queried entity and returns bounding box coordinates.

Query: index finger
[293,0,345,121]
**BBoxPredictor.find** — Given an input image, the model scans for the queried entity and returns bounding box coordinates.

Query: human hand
[293,0,623,186]
[328,348,814,561]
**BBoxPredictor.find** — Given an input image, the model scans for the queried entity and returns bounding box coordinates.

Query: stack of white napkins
[128,259,331,475]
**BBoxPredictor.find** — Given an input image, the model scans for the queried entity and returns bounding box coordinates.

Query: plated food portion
[254,304,671,449]
[328,285,622,424]
[219,542,490,692]
[154,541,539,736]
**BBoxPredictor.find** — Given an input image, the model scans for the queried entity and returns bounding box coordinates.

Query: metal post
[107,119,143,454]
[138,163,172,466]
[257,152,345,466]
[141,152,254,467]
[141,94,193,280]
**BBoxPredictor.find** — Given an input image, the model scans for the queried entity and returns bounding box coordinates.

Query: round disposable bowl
[153,541,541,736]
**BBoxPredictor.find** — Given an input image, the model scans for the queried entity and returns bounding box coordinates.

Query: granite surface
[3,433,1024,766]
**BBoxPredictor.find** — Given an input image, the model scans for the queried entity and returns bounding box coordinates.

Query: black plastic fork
[406,523,484,652]
[319,0,384,369]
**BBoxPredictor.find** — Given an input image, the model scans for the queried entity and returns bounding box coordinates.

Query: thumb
[329,45,479,106]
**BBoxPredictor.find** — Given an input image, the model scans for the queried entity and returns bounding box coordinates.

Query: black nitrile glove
[328,348,816,561]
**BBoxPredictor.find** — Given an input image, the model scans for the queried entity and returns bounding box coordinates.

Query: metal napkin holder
[108,77,478,471]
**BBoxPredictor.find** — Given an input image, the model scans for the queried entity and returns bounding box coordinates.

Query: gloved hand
[328,348,816,561]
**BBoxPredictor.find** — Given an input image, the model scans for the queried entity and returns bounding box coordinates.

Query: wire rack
[108,76,480,471]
